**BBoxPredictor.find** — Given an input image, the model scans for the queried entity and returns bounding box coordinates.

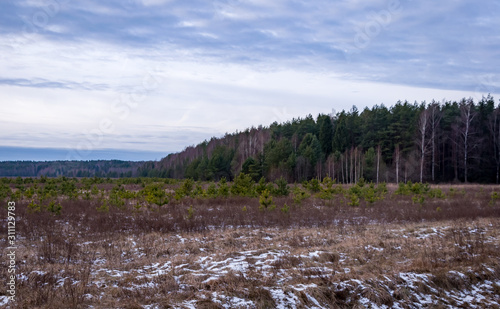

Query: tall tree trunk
[341,155,345,184]
[418,108,429,183]
[376,145,381,184]
[354,148,357,183]
[395,144,400,183]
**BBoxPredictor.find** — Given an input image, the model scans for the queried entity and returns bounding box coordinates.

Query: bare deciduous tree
[457,99,479,183]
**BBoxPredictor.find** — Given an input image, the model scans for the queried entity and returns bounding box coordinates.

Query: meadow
[1,176,499,308]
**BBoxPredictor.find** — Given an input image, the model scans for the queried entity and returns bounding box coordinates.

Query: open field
[1,178,500,308]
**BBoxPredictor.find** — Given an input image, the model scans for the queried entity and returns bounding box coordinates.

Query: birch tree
[457,99,478,183]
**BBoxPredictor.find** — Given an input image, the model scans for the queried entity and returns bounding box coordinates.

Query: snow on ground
[10,221,500,308]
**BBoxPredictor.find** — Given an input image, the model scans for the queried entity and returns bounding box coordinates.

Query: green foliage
[27,200,41,213]
[318,114,334,155]
[97,200,110,213]
[427,188,446,199]
[230,173,255,196]
[363,187,377,204]
[47,201,62,215]
[255,177,268,195]
[305,178,321,193]
[142,183,169,206]
[259,189,274,210]
[218,177,230,197]
[24,186,35,199]
[292,186,310,205]
[318,177,334,199]
[347,193,360,207]
[263,138,295,180]
[241,157,262,182]
[376,182,388,195]
[273,177,289,196]
[207,146,235,181]
[186,205,195,220]
[412,195,425,205]
[395,181,428,195]
[133,202,143,212]
[491,191,499,200]
[298,133,322,179]
[489,191,500,206]
[206,182,218,197]
[175,178,194,200]
[0,184,12,201]
[192,184,204,197]
[281,203,290,214]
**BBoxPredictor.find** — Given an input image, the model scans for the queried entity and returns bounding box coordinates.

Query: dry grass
[1,183,500,308]
[2,217,499,308]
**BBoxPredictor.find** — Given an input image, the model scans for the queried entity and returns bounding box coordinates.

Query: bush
[292,186,310,205]
[306,179,321,193]
[186,205,195,220]
[47,201,62,215]
[230,173,255,197]
[427,188,446,199]
[281,203,290,214]
[259,189,274,211]
[347,193,360,207]
[273,177,289,197]
[192,184,204,198]
[206,182,218,197]
[218,177,230,197]
[97,200,110,212]
[142,183,169,206]
[176,178,194,199]
[27,200,41,213]
[395,182,411,195]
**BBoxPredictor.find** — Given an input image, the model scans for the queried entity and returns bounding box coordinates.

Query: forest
[2,95,499,184]
[154,95,500,184]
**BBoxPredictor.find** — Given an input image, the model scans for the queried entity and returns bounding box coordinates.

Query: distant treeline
[148,95,500,184]
[0,160,146,178]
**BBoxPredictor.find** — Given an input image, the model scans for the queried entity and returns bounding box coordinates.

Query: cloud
[0,0,499,158]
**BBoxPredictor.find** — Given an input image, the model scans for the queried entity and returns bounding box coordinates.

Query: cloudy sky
[1,0,499,161]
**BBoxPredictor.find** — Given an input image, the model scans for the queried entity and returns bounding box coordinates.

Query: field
[1,177,500,308]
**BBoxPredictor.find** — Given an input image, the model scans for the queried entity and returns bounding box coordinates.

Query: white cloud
[1,0,499,158]
[137,0,175,7]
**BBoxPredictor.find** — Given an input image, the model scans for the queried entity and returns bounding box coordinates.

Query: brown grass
[1,183,500,307]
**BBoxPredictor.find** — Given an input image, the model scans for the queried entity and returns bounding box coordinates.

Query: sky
[1,0,499,161]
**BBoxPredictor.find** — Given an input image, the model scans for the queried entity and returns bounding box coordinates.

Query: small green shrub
[206,182,218,197]
[273,177,290,196]
[27,200,41,213]
[97,200,110,212]
[306,179,321,193]
[412,195,425,205]
[347,193,360,207]
[231,173,255,196]
[218,177,230,197]
[47,201,62,215]
[292,186,310,205]
[186,205,195,220]
[281,203,290,214]
[259,189,274,210]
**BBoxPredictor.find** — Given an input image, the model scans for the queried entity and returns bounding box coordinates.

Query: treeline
[154,95,500,184]
[0,160,144,178]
